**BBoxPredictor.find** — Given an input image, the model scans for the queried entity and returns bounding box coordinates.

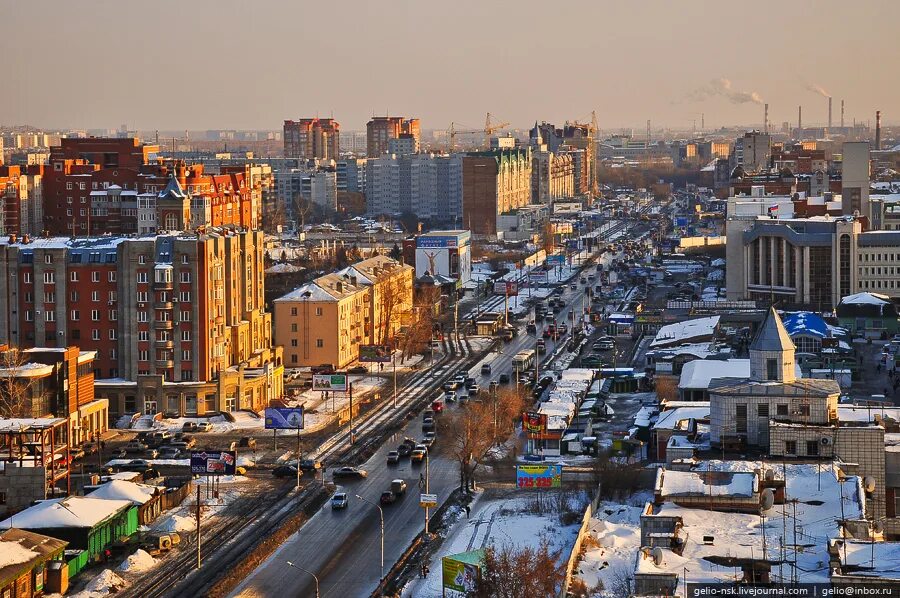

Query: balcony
[155,339,174,349]
[155,359,174,369]
[153,279,174,291]
[154,320,174,330]
[156,301,174,310]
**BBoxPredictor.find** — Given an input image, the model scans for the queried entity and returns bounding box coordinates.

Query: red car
[431,400,444,413]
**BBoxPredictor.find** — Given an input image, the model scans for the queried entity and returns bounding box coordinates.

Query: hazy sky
[3,0,898,132]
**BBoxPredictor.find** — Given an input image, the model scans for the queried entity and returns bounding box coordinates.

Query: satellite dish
[764,469,776,482]
[760,488,775,512]
[821,437,831,446]
[864,477,876,494]
[874,521,884,534]
[651,546,664,566]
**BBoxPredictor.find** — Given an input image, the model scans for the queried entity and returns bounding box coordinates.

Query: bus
[512,350,536,375]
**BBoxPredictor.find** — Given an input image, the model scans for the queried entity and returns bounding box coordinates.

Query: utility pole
[424,451,431,535]
[392,353,397,409]
[348,382,354,445]
[196,483,201,569]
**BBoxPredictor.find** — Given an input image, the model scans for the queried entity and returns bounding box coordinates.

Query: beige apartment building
[274,256,413,368]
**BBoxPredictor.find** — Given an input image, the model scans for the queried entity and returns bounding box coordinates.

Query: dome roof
[730,166,746,180]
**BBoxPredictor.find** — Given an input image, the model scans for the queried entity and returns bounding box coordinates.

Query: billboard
[416,235,458,248]
[359,345,392,363]
[522,412,547,436]
[312,373,348,392]
[416,246,451,278]
[516,464,562,489]
[546,254,566,266]
[442,550,484,594]
[265,407,304,430]
[191,450,237,476]
[493,281,519,296]
[419,493,438,507]
[528,270,549,283]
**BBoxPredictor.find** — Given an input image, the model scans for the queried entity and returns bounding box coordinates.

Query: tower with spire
[749,308,796,383]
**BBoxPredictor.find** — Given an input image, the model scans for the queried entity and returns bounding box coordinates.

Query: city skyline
[2,0,898,132]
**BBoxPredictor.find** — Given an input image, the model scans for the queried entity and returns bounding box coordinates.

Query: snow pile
[237,456,255,467]
[577,503,644,593]
[70,569,127,598]
[0,539,38,568]
[88,480,158,505]
[118,549,156,574]
[154,513,196,533]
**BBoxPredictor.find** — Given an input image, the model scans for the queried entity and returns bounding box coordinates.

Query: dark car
[465,377,477,389]
[238,436,257,448]
[332,466,368,479]
[380,490,398,505]
[120,459,151,472]
[311,364,336,375]
[498,373,510,384]
[397,443,413,457]
[526,322,537,334]
[273,465,301,478]
[387,451,400,465]
[298,459,323,471]
[348,365,368,375]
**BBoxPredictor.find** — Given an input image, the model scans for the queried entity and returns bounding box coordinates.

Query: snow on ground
[577,501,645,594]
[403,490,584,597]
[117,549,156,574]
[152,477,248,534]
[68,569,127,598]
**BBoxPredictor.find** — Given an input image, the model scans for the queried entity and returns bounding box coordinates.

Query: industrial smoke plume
[807,83,831,98]
[688,78,764,105]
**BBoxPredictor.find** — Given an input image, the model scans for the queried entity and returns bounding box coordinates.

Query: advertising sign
[493,281,519,296]
[312,373,348,392]
[419,493,438,507]
[546,254,566,266]
[190,450,237,476]
[442,550,484,594]
[528,270,549,284]
[516,464,563,489]
[359,345,392,363]
[264,407,304,430]
[522,412,547,436]
[416,235,458,248]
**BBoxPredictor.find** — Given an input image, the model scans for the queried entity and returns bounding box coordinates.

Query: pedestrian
[465,504,471,519]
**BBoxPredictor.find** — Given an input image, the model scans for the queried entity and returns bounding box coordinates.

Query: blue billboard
[265,407,304,430]
[546,254,566,266]
[516,464,562,489]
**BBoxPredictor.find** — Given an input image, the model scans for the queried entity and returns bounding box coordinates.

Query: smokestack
[764,103,769,134]
[798,105,802,138]
[876,110,882,150]
[841,100,845,129]
[828,97,833,130]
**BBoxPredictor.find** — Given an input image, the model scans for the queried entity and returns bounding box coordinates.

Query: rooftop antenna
[764,104,769,134]
[841,100,845,129]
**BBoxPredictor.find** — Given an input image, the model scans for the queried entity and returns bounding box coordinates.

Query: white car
[331,492,348,509]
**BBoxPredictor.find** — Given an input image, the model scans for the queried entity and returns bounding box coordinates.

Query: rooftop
[750,308,795,353]
[0,496,132,530]
[650,316,720,349]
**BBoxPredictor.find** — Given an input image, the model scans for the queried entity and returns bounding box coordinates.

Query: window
[44,254,52,264]
[71,310,80,321]
[776,404,788,416]
[291,339,298,347]
[182,254,189,264]
[24,292,32,303]
[806,440,820,456]
[316,339,324,348]
[109,329,116,340]
[91,329,100,340]
[796,403,810,417]
[109,310,117,321]
[44,311,55,322]
[137,311,148,322]
[735,404,747,433]
[25,310,33,322]
[137,271,148,283]
[43,292,55,303]
[766,358,778,381]
[291,323,298,332]
[139,255,146,265]
[291,307,298,316]
[181,330,191,341]
[108,272,116,282]
[180,310,191,321]
[23,272,31,284]
[785,440,797,455]
[757,404,769,417]
[180,271,192,283]
[137,291,148,303]
[315,307,323,316]
[138,330,149,341]
[182,350,192,361]
[91,291,99,302]
[91,271,100,283]
[291,354,298,363]
[139,350,149,361]
[180,291,191,302]
[91,309,99,321]
[109,291,117,302]
[43,272,54,284]
[70,271,79,282]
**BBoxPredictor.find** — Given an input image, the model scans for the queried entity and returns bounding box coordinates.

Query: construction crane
[565,110,601,197]
[449,112,510,151]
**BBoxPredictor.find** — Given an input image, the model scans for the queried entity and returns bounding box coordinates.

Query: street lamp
[286,561,319,598]
[355,494,385,580]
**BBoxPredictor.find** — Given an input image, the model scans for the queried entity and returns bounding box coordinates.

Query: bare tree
[442,400,495,492]
[475,539,565,598]
[541,220,556,255]
[0,348,43,418]
[400,285,439,361]
[483,385,527,447]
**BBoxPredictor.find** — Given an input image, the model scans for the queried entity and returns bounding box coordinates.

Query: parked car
[157,447,181,459]
[311,364,336,375]
[182,422,199,433]
[196,422,213,432]
[298,459,322,471]
[347,365,368,375]
[420,435,435,448]
[124,441,148,454]
[422,417,435,432]
[238,436,257,449]
[331,492,348,509]
[498,373,510,384]
[386,450,400,465]
[168,440,193,451]
[332,466,367,479]
[273,465,300,478]
[120,459,151,472]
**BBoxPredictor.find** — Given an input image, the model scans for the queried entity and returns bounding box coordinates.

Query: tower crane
[449,112,511,151]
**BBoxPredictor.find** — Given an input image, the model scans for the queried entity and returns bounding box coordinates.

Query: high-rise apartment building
[0,229,283,419]
[366,117,420,157]
[733,131,771,172]
[365,153,463,222]
[283,118,340,160]
[461,148,532,237]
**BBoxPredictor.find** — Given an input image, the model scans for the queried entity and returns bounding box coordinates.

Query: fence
[559,489,602,597]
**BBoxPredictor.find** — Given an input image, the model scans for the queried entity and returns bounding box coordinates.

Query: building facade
[365,153,463,222]
[283,118,340,160]
[461,148,532,237]
[366,117,420,158]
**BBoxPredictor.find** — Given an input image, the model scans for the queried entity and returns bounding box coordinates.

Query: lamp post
[355,494,385,580]
[286,561,319,598]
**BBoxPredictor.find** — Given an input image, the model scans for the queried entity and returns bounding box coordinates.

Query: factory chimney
[764,104,769,134]
[841,100,845,129]
[828,97,833,130]
[798,105,802,138]
[876,110,882,150]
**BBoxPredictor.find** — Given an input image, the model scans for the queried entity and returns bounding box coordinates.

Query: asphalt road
[230,256,612,598]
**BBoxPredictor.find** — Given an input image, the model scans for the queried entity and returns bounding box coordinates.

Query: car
[458,391,469,403]
[498,373,510,384]
[348,365,368,375]
[273,465,300,478]
[420,435,435,448]
[397,443,413,457]
[298,459,323,471]
[468,384,480,395]
[553,305,563,314]
[331,492,349,509]
[168,440,193,451]
[480,363,492,375]
[557,324,569,335]
[444,390,456,402]
[431,400,444,413]
[442,380,458,392]
[593,338,615,351]
[311,364,336,375]
[465,377,477,389]
[452,374,466,386]
[332,466,367,479]
[580,278,587,284]
[238,436,257,448]
[120,459,151,472]
[158,447,181,459]
[422,417,435,432]
[411,449,426,463]
[391,479,407,495]
[182,422,199,433]
[387,450,400,465]
[380,490,398,505]
[526,322,537,334]
[124,441,148,454]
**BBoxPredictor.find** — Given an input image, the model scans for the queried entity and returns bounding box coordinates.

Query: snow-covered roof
[835,540,900,579]
[0,417,67,431]
[653,406,710,431]
[657,468,757,498]
[650,316,720,349]
[0,528,67,574]
[838,406,900,424]
[840,292,890,306]
[782,311,846,339]
[87,480,158,505]
[679,359,750,390]
[0,496,133,529]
